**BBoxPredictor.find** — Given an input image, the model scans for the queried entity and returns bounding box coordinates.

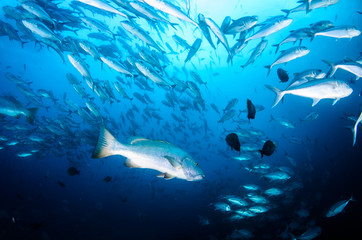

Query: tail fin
[322,59,337,78]
[258,150,264,158]
[265,85,284,108]
[92,126,121,159]
[281,9,290,17]
[352,122,358,146]
[264,65,271,76]
[272,44,280,54]
[26,108,38,124]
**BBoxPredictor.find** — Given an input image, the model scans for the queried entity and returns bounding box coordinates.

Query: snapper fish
[265,78,353,108]
[0,96,38,124]
[92,127,204,181]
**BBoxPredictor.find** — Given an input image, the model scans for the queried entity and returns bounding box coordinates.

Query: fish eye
[196,163,199,167]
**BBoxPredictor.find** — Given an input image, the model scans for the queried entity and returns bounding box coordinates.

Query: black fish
[247,99,256,121]
[103,176,112,183]
[258,140,276,158]
[225,133,240,152]
[277,68,289,82]
[57,181,66,188]
[67,167,80,176]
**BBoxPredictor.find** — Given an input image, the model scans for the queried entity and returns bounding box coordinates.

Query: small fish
[326,196,354,217]
[277,68,289,82]
[258,140,276,158]
[103,176,112,183]
[67,167,80,176]
[225,133,240,152]
[57,181,66,188]
[246,99,256,121]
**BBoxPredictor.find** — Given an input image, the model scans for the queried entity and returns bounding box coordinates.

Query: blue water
[0,0,361,239]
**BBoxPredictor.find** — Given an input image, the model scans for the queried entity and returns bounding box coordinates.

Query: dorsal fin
[128,136,149,145]
[124,159,141,168]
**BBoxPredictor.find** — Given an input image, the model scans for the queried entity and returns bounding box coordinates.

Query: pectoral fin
[311,98,320,107]
[332,98,340,106]
[157,172,175,180]
[164,155,182,169]
[124,159,141,168]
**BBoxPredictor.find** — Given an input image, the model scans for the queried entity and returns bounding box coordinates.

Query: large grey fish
[323,59,362,80]
[241,39,267,68]
[92,127,204,181]
[67,54,93,84]
[204,17,231,60]
[198,14,215,49]
[184,38,202,63]
[0,96,38,124]
[129,1,178,29]
[21,1,54,25]
[224,16,258,35]
[100,56,133,76]
[142,0,198,27]
[326,196,354,217]
[245,18,292,42]
[76,0,130,19]
[265,78,353,107]
[120,21,163,53]
[265,46,310,76]
[314,26,360,39]
[282,0,339,16]
[22,19,61,42]
[135,60,174,88]
[272,28,313,53]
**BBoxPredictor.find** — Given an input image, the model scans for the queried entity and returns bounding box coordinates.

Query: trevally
[92,127,204,181]
[326,196,354,217]
[265,46,310,76]
[265,78,353,107]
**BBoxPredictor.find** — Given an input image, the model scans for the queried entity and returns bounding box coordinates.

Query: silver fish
[265,46,310,76]
[265,78,353,107]
[326,196,354,217]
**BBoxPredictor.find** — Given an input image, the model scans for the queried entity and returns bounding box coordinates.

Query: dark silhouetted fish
[247,99,256,121]
[57,181,66,188]
[67,167,80,176]
[225,133,240,152]
[277,68,289,82]
[103,176,112,183]
[258,140,276,158]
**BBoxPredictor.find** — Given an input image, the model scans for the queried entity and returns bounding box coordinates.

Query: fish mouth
[192,174,205,181]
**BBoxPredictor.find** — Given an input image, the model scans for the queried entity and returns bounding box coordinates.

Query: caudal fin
[26,108,38,124]
[352,123,358,146]
[264,65,272,76]
[281,9,290,17]
[265,85,284,108]
[258,150,264,158]
[322,59,337,78]
[92,126,121,159]
[272,44,280,54]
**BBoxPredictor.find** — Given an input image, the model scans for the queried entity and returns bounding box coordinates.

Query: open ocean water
[0,0,361,239]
